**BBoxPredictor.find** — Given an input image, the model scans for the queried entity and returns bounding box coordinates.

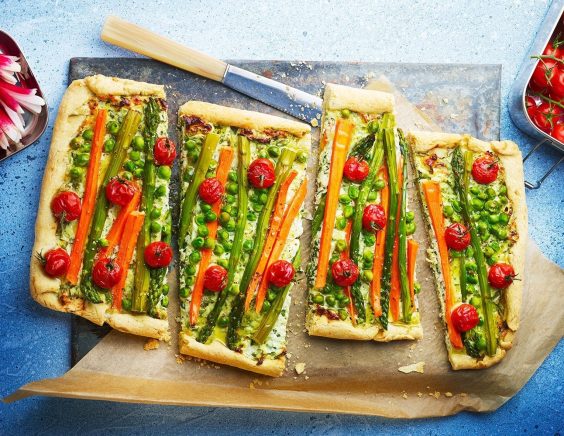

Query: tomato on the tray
[331,258,359,287]
[343,157,369,183]
[267,260,295,288]
[451,303,480,333]
[199,177,224,204]
[444,223,471,251]
[51,191,82,222]
[144,241,173,268]
[106,177,136,207]
[248,158,275,189]
[203,265,228,292]
[154,137,177,166]
[92,257,122,289]
[472,154,499,184]
[41,247,71,277]
[488,263,516,289]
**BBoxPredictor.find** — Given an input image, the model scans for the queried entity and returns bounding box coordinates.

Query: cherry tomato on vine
[548,67,564,100]
[551,123,564,143]
[543,40,563,59]
[248,158,275,189]
[343,157,370,183]
[154,137,177,166]
[451,304,480,333]
[331,259,359,287]
[198,177,224,204]
[51,191,82,222]
[525,96,538,119]
[444,223,471,251]
[203,265,228,292]
[105,178,136,207]
[92,257,122,289]
[531,58,558,90]
[42,248,71,277]
[144,241,173,268]
[488,263,516,289]
[531,102,563,133]
[267,260,295,288]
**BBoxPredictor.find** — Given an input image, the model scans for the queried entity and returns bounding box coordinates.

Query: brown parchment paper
[7,79,564,418]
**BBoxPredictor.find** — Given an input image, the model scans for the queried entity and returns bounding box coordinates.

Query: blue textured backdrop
[0,0,562,434]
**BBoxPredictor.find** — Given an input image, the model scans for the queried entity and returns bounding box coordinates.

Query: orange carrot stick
[111,212,145,310]
[389,162,403,322]
[422,181,463,349]
[67,109,107,284]
[371,168,389,316]
[189,147,234,325]
[255,177,307,313]
[407,240,419,306]
[314,119,354,289]
[104,188,141,255]
[244,170,297,311]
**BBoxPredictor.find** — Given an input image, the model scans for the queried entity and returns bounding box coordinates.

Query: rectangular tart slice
[177,101,311,376]
[408,131,527,369]
[30,75,172,340]
[306,84,423,341]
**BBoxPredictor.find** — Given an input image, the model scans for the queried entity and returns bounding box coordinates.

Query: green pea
[183,169,193,182]
[186,276,195,286]
[451,199,462,213]
[343,205,354,218]
[335,239,347,252]
[185,139,197,151]
[204,211,217,222]
[485,200,499,213]
[466,273,478,284]
[499,213,510,225]
[107,121,119,135]
[374,179,386,191]
[208,159,218,171]
[218,212,231,225]
[226,182,238,195]
[225,218,236,232]
[341,296,351,306]
[488,214,500,224]
[480,210,490,220]
[471,198,484,211]
[338,309,348,320]
[470,296,481,307]
[486,187,496,198]
[189,150,200,162]
[364,233,376,246]
[252,203,263,213]
[261,301,271,313]
[131,167,142,179]
[204,238,215,249]
[195,214,205,225]
[158,165,172,180]
[450,249,462,258]
[334,290,345,301]
[162,225,171,237]
[267,146,280,157]
[179,287,189,298]
[199,203,211,214]
[225,194,236,204]
[197,225,209,237]
[258,149,268,159]
[79,143,92,153]
[74,153,90,167]
[362,270,373,283]
[227,171,237,182]
[363,249,374,262]
[132,136,145,150]
[217,316,229,328]
[406,211,415,223]
[124,161,136,172]
[477,221,488,234]
[476,335,487,351]
[496,228,508,240]
[367,120,379,133]
[466,246,474,257]
[243,240,254,251]
[443,205,454,217]
[267,291,277,302]
[465,261,477,271]
[122,171,133,181]
[192,237,205,249]
[406,222,416,235]
[483,246,494,257]
[82,129,94,141]
[348,185,360,200]
[121,298,132,311]
[477,316,484,326]
[223,240,233,251]
[148,221,160,234]
[160,296,169,308]
[259,193,268,205]
[189,251,201,264]
[326,295,336,306]
[469,186,480,195]
[341,108,351,118]
[477,190,489,201]
[228,284,239,295]
[296,150,308,163]
[71,137,85,149]
[214,244,225,256]
[336,217,347,230]
[339,194,351,205]
[70,166,84,180]
[218,229,229,242]
[414,282,422,294]
[367,191,378,202]
[489,241,500,252]
[312,294,324,304]
[247,211,257,222]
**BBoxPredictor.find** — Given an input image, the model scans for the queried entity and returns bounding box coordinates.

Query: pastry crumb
[143,338,160,351]
[398,361,425,374]
[304,375,309,380]
[310,118,319,127]
[175,354,185,364]
[429,391,441,399]
[295,362,306,375]
[417,392,423,398]
[445,392,453,398]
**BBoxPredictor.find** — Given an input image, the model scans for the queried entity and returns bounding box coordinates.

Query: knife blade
[101,16,322,122]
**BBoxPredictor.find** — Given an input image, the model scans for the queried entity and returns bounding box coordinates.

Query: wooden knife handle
[101,16,227,82]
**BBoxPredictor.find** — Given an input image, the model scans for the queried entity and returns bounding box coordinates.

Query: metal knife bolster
[222,64,322,123]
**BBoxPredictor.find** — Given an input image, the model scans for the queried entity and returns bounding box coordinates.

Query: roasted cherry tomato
[105,177,136,207]
[203,265,228,292]
[551,123,564,143]
[42,248,71,277]
[444,223,471,251]
[343,157,370,183]
[451,303,480,333]
[531,58,558,90]
[248,158,275,189]
[51,191,82,222]
[531,102,563,133]
[331,258,359,287]
[488,263,516,289]
[92,257,122,289]
[154,137,177,166]
[267,260,295,288]
[198,177,224,204]
[472,154,499,184]
[144,241,173,268]
[362,204,386,233]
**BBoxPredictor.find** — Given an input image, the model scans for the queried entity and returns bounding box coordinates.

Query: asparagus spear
[131,98,161,313]
[378,125,399,329]
[81,110,142,303]
[459,151,471,301]
[178,132,221,247]
[197,136,249,343]
[227,147,297,349]
[398,130,411,323]
[452,147,497,356]
[311,193,326,236]
[252,248,301,344]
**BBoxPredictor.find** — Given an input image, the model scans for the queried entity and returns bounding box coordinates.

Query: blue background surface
[1,0,562,434]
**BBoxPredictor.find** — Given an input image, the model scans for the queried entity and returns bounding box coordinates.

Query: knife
[101,16,322,123]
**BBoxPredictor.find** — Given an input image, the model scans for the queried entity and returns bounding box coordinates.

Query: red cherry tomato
[451,304,480,333]
[444,223,471,251]
[488,263,516,289]
[525,95,538,119]
[343,157,370,183]
[531,102,564,133]
[198,177,224,204]
[92,257,122,289]
[362,204,386,233]
[51,191,82,222]
[549,67,564,100]
[248,158,275,189]
[331,259,359,287]
[154,137,177,166]
[551,123,564,143]
[472,154,499,184]
[203,265,228,292]
[144,241,173,268]
[267,260,295,288]
[531,58,558,90]
[42,248,71,277]
[105,177,136,207]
